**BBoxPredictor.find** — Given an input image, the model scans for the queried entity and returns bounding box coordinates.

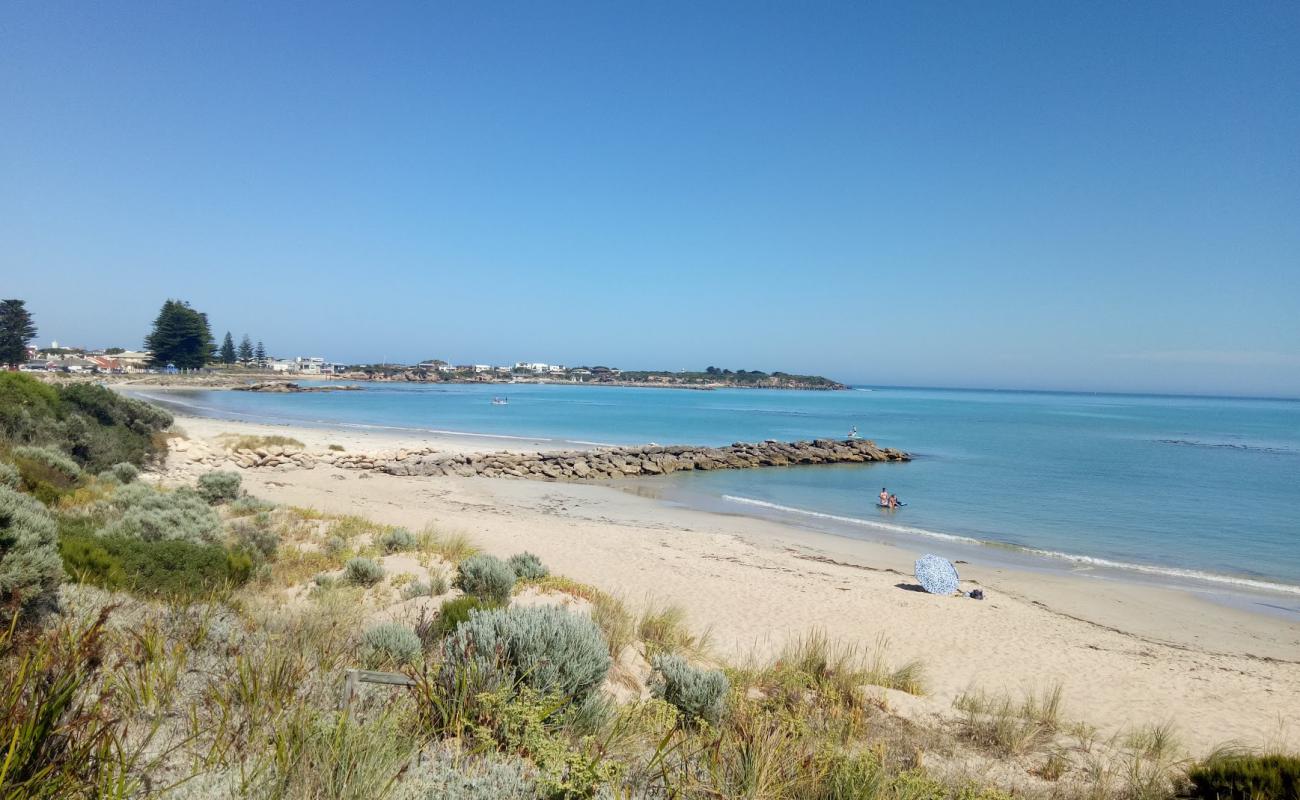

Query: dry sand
[167,413,1300,755]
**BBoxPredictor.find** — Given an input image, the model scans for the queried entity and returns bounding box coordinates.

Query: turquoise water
[140,383,1300,596]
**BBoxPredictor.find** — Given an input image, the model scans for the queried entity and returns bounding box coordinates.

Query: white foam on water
[721,494,1300,597]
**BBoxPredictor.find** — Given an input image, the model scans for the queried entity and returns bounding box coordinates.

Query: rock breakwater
[173,437,908,480]
[376,438,907,479]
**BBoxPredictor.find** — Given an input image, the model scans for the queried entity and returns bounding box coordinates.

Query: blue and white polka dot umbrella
[914,554,959,595]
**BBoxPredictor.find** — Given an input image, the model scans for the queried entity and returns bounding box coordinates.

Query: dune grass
[217,433,305,452]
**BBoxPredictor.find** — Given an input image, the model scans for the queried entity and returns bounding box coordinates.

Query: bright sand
[169,413,1300,754]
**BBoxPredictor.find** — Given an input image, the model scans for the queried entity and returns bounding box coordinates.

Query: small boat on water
[491,396,508,405]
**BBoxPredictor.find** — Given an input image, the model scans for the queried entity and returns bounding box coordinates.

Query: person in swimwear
[879,487,889,506]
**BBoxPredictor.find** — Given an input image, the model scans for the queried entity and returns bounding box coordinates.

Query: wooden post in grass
[338,668,417,717]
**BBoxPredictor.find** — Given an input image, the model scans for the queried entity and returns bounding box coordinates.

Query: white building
[294,357,325,375]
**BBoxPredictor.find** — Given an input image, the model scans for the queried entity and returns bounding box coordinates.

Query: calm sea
[137,383,1300,599]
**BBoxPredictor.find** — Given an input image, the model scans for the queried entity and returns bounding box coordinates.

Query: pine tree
[143,299,214,370]
[237,334,254,365]
[254,340,267,367]
[219,331,237,365]
[0,299,38,367]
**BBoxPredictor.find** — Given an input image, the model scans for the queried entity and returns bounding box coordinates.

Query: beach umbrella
[914,554,959,595]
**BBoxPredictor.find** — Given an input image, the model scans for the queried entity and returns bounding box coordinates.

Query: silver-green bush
[380,528,417,553]
[0,462,18,489]
[506,551,549,581]
[651,653,729,725]
[103,483,223,544]
[11,445,82,480]
[196,470,241,504]
[440,605,611,701]
[0,485,64,626]
[345,557,385,586]
[453,554,515,604]
[402,580,431,600]
[394,752,538,800]
[360,622,422,668]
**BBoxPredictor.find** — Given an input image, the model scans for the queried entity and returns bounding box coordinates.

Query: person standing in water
[878,487,889,506]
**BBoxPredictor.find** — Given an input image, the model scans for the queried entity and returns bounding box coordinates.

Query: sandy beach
[164,411,1300,755]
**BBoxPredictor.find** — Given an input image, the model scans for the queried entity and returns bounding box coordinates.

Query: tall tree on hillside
[144,299,215,370]
[237,334,254,365]
[254,340,267,367]
[0,298,38,367]
[219,331,237,365]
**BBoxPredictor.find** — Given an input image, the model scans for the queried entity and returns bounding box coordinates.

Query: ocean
[137,382,1300,600]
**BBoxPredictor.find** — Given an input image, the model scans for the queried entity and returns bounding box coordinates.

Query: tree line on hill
[0,297,268,371]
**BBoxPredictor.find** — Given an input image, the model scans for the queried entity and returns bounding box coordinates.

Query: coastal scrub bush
[402,580,431,600]
[360,622,423,668]
[0,461,18,489]
[398,751,539,799]
[103,462,139,484]
[0,485,64,626]
[454,554,515,604]
[345,557,385,586]
[0,376,172,471]
[58,517,253,596]
[196,470,241,504]
[439,605,611,702]
[1185,753,1300,800]
[102,483,223,544]
[231,513,279,562]
[651,654,729,726]
[506,551,549,581]
[380,528,417,553]
[11,445,81,481]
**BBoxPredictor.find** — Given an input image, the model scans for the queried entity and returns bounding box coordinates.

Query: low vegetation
[454,553,516,604]
[216,433,304,452]
[0,378,1292,798]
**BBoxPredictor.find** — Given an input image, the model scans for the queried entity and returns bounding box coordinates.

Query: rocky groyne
[376,438,908,479]
[176,437,908,480]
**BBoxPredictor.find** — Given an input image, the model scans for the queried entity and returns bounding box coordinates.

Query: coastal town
[16,343,846,390]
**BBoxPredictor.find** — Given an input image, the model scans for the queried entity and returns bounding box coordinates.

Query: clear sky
[3,2,1298,397]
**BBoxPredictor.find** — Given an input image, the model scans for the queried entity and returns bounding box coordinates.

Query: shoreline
[136,388,1300,608]
[152,410,1300,753]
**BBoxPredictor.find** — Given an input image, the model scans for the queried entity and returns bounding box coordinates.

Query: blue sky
[3,2,1298,396]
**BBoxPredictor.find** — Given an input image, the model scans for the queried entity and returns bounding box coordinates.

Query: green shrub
[0,485,64,627]
[105,462,139,484]
[650,653,728,726]
[440,605,611,702]
[0,376,172,471]
[313,573,338,589]
[345,557,385,586]
[433,595,492,637]
[59,525,252,597]
[196,470,241,504]
[0,461,18,489]
[325,535,347,555]
[380,528,417,553]
[10,446,83,504]
[402,580,431,600]
[506,551,549,581]
[454,554,516,604]
[1186,754,1300,800]
[102,483,222,543]
[360,622,423,668]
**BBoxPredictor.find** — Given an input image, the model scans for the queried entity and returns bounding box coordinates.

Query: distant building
[268,359,295,373]
[295,357,325,375]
